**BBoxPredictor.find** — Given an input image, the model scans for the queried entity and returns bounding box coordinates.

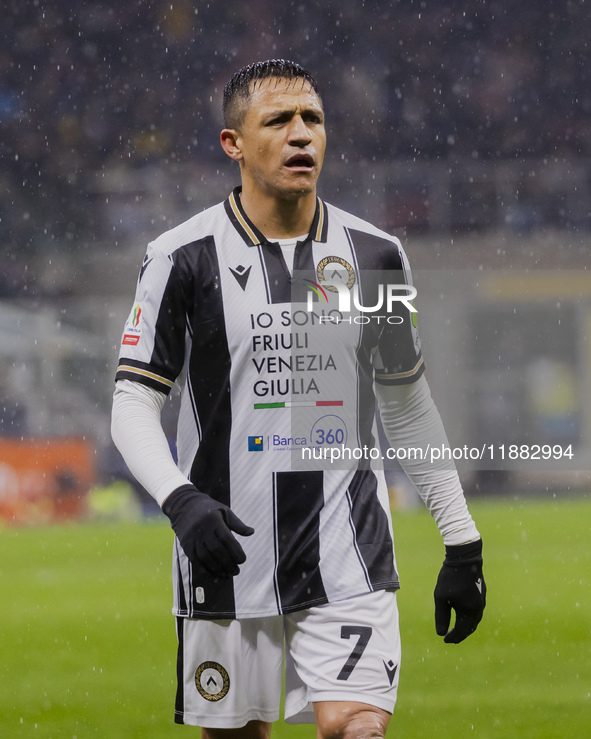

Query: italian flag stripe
[254,400,343,410]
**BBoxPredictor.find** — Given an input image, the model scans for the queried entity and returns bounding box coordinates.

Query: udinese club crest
[316,256,355,292]
[195,661,230,702]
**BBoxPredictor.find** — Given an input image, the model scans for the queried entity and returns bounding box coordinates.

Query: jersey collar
[224,186,328,246]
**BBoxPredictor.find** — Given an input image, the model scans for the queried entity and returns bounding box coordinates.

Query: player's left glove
[434,539,486,644]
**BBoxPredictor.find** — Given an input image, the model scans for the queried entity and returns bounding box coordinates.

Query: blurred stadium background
[2,0,590,521]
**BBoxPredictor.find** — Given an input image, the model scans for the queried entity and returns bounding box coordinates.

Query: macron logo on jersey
[229,264,251,291]
[248,436,264,452]
[383,659,398,686]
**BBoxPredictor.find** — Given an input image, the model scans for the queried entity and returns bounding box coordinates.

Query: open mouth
[285,153,315,169]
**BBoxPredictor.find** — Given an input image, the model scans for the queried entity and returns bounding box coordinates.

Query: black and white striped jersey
[116,187,425,619]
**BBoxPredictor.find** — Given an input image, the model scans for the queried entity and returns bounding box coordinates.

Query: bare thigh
[202,720,272,739]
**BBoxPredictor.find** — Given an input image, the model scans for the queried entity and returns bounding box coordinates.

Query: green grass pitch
[1,496,589,738]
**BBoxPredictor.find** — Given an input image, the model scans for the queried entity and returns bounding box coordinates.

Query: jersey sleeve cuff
[374,356,425,386]
[116,358,176,395]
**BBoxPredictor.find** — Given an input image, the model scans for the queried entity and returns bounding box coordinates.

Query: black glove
[434,539,486,644]
[162,484,254,578]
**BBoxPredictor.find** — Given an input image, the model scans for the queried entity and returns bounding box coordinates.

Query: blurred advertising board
[0,438,95,525]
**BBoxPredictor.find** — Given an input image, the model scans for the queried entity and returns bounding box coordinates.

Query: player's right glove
[434,539,486,644]
[162,484,254,578]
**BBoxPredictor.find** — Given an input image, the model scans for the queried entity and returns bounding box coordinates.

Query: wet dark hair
[222,59,321,129]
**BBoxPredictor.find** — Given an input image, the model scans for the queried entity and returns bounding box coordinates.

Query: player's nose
[287,115,312,145]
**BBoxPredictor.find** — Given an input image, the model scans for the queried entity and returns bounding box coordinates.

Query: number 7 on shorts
[336,625,373,680]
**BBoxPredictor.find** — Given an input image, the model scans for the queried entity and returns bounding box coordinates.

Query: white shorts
[174,589,401,728]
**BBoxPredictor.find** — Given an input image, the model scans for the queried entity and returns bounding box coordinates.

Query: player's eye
[266,114,288,126]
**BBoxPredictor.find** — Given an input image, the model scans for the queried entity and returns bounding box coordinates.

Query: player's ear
[220,129,243,162]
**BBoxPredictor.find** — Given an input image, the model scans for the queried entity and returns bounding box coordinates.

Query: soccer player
[111,59,486,738]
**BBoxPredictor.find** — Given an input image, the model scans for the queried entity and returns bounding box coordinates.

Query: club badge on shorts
[195,661,230,702]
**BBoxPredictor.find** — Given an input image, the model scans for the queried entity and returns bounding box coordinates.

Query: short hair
[222,59,321,130]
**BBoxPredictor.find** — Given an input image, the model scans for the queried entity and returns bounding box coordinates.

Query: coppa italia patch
[122,303,143,346]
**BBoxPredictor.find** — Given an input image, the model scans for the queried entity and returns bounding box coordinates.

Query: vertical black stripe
[347,470,398,587]
[346,228,405,272]
[345,227,423,385]
[258,242,292,303]
[293,238,316,273]
[345,228,379,457]
[290,239,319,305]
[174,237,236,617]
[174,617,185,724]
[355,346,378,459]
[275,471,327,611]
[345,489,373,590]
[151,258,188,381]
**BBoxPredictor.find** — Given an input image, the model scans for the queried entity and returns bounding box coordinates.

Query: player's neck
[238,186,317,240]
